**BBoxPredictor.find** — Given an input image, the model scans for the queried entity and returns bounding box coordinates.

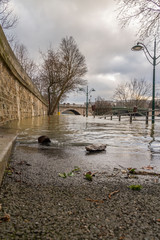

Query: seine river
[3,114,160,178]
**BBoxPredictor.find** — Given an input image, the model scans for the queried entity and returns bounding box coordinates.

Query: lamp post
[79,86,95,117]
[131,39,160,124]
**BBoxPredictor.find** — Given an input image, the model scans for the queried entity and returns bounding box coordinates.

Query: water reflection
[2,115,160,172]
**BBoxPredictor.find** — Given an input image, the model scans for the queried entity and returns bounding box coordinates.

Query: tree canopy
[94,97,112,115]
[114,78,151,108]
[0,0,17,30]
[117,0,160,39]
[39,36,87,115]
[13,43,38,81]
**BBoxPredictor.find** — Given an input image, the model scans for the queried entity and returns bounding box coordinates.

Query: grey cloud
[10,0,157,103]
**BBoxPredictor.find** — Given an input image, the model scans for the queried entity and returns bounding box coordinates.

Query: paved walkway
[0,138,160,239]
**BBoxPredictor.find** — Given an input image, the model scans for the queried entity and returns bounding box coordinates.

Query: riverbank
[0,147,160,240]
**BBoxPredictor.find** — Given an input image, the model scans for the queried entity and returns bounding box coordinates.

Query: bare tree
[116,0,160,39]
[114,78,151,108]
[13,43,38,79]
[13,42,43,91]
[0,0,17,29]
[94,96,112,115]
[39,36,87,115]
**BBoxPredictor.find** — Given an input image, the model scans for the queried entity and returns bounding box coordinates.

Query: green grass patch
[129,185,142,191]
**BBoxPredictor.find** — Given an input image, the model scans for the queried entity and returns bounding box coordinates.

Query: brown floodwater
[1,114,160,181]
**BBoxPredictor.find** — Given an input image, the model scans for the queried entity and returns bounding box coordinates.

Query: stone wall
[0,26,48,125]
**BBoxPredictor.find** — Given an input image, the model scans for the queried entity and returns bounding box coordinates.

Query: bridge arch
[58,104,92,116]
[61,109,81,115]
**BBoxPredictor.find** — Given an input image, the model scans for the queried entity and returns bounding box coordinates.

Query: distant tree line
[113,78,151,108]
[93,97,112,115]
[92,77,159,116]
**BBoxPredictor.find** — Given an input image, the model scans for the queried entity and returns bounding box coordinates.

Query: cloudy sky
[10,0,160,103]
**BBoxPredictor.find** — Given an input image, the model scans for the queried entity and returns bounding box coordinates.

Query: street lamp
[79,86,95,117]
[131,39,160,124]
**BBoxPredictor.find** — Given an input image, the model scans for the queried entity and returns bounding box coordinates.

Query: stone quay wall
[0,26,48,125]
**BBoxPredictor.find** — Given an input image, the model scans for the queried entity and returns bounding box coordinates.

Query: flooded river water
[2,115,160,183]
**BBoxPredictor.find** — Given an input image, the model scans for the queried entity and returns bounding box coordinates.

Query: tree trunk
[47,87,52,115]
[50,94,62,115]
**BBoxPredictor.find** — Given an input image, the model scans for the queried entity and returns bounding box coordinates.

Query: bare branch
[116,0,160,39]
[0,0,18,30]
[38,36,87,115]
[114,78,151,108]
[13,42,39,86]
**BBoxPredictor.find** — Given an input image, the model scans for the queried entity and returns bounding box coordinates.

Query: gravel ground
[0,146,160,240]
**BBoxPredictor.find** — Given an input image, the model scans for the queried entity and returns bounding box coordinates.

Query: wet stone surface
[0,144,160,239]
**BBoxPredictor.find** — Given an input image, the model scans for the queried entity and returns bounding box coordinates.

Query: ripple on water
[5,115,160,171]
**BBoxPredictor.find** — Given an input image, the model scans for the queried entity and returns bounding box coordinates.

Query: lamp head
[131,43,143,51]
[79,87,85,92]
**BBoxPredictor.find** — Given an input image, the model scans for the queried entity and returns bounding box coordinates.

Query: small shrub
[129,185,142,191]
[58,173,67,178]
[85,173,92,181]
[128,168,136,174]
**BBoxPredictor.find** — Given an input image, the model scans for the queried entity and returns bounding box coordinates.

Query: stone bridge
[56,104,93,116]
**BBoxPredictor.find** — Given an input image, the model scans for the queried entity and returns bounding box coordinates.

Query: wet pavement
[1,151,160,240]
